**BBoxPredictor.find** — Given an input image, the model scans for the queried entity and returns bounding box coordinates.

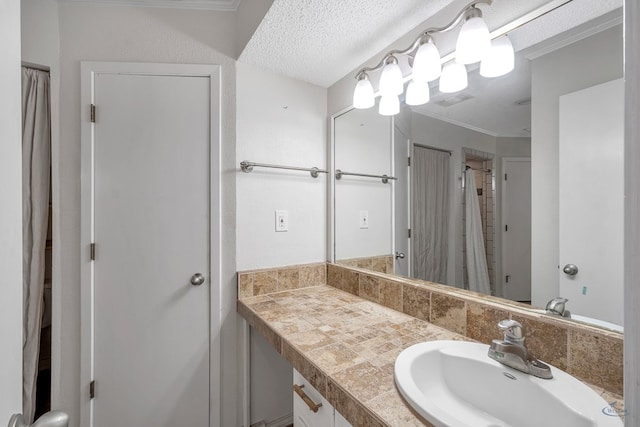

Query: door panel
[559,78,623,325]
[393,126,410,277]
[502,158,531,302]
[93,73,210,426]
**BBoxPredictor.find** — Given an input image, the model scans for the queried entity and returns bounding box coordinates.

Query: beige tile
[568,330,623,395]
[332,362,393,402]
[431,293,466,335]
[379,279,403,312]
[512,315,567,370]
[253,270,277,296]
[287,329,336,352]
[282,340,327,395]
[326,380,387,427]
[328,264,360,295]
[277,268,299,291]
[385,256,394,274]
[466,302,510,344]
[402,285,430,321]
[300,264,326,287]
[359,274,380,303]
[371,257,388,273]
[307,343,366,374]
[238,273,254,299]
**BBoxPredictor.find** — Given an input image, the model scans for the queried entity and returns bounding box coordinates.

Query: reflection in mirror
[332,0,624,333]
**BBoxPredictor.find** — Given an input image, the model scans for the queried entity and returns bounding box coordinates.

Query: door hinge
[90,104,96,123]
[505,225,508,232]
[90,243,96,261]
[506,275,511,283]
[504,173,507,181]
[89,380,95,399]
[408,157,411,167]
[408,229,411,238]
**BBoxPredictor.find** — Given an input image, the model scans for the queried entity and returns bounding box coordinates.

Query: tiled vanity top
[238,284,622,427]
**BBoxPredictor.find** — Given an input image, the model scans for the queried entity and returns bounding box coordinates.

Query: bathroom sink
[394,340,622,427]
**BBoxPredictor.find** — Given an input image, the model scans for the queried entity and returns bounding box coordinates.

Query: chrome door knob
[395,251,405,260]
[190,273,205,286]
[562,264,579,276]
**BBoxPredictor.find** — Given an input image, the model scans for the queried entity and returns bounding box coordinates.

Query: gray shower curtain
[22,67,51,423]
[412,146,450,283]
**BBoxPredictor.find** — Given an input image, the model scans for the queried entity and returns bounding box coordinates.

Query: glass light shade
[378,61,404,96]
[412,41,441,83]
[480,35,515,78]
[405,80,430,106]
[352,76,375,109]
[439,62,468,93]
[378,95,400,116]
[455,16,491,64]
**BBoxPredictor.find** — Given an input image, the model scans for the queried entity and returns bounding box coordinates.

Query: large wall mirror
[332,0,624,333]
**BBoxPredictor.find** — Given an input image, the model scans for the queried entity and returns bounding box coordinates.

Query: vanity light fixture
[352,0,514,115]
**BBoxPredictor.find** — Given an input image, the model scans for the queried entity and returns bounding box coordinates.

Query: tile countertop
[237,284,623,427]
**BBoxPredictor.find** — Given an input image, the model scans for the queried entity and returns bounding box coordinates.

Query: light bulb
[412,39,441,83]
[405,80,430,106]
[480,35,515,78]
[378,95,400,116]
[352,74,375,109]
[456,15,491,64]
[378,57,404,96]
[439,62,468,93]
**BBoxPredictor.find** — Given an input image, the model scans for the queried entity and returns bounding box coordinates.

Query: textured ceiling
[239,0,622,137]
[56,0,241,10]
[239,0,459,87]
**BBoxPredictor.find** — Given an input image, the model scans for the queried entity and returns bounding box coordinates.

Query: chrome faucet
[546,297,571,318]
[487,319,553,379]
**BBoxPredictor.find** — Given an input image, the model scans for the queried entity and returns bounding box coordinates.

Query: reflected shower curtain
[412,146,449,283]
[464,169,490,294]
[22,67,51,423]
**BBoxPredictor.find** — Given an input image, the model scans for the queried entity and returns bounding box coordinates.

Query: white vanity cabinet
[293,369,353,427]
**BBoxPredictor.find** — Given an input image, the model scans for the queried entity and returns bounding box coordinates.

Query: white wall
[236,61,327,271]
[530,25,623,307]
[0,0,24,421]
[31,4,240,426]
[235,0,273,57]
[334,108,392,260]
[236,61,327,424]
[410,111,496,286]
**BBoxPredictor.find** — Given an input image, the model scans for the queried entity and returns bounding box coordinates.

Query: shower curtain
[22,67,51,423]
[464,169,491,294]
[412,146,450,283]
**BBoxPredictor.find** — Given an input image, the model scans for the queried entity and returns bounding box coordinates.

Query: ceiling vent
[436,93,474,107]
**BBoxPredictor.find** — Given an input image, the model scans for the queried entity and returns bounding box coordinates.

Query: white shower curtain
[412,146,450,283]
[22,67,51,423]
[464,169,491,294]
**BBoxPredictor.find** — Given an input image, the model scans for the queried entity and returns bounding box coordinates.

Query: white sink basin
[394,340,622,427]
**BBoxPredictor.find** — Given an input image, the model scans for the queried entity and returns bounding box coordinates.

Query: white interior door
[393,126,410,276]
[90,71,212,426]
[559,78,624,325]
[501,158,531,302]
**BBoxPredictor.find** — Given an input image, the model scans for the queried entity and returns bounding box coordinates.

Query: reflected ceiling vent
[436,93,474,107]
[514,97,531,106]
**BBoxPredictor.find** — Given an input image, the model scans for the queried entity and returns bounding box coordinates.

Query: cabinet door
[293,369,334,427]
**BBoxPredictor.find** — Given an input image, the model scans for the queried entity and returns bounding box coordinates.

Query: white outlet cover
[275,210,289,232]
[359,210,369,229]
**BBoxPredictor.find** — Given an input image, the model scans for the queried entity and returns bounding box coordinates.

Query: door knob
[395,251,405,260]
[562,264,578,276]
[190,273,205,286]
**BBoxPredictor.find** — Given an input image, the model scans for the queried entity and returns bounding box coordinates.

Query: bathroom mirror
[332,0,624,333]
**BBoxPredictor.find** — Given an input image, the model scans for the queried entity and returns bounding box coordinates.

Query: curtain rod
[22,62,50,73]
[413,143,452,156]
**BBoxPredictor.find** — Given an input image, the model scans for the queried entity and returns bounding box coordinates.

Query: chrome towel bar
[240,160,327,178]
[335,169,398,184]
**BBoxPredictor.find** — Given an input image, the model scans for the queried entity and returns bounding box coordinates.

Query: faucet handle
[498,319,524,344]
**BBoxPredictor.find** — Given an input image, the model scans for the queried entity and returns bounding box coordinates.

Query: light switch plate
[359,210,369,229]
[275,210,289,232]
